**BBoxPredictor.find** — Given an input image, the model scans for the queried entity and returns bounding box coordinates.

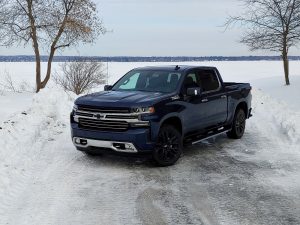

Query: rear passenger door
[197,69,227,127]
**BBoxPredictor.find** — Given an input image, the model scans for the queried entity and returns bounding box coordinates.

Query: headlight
[132,107,155,114]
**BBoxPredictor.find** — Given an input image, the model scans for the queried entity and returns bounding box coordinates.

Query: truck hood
[75,91,172,108]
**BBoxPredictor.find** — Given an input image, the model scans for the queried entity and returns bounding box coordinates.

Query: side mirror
[104,85,113,91]
[187,87,201,97]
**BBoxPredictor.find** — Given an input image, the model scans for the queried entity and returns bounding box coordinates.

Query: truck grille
[78,118,129,131]
[78,106,130,114]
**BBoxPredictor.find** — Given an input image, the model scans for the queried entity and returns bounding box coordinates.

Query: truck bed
[223,82,251,90]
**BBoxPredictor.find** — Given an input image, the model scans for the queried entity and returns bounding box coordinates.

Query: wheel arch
[160,116,183,134]
[235,101,248,116]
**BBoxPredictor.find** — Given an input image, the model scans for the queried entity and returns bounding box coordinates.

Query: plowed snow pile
[0,88,74,214]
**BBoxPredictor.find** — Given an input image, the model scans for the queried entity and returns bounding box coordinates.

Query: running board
[191,129,231,145]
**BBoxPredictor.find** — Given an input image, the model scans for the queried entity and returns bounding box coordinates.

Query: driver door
[181,70,210,133]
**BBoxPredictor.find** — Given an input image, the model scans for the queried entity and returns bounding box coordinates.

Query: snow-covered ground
[0,61,300,224]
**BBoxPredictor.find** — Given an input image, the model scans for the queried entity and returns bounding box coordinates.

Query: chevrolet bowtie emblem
[95,114,103,119]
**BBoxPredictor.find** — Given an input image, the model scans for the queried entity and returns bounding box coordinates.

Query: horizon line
[0,55,299,57]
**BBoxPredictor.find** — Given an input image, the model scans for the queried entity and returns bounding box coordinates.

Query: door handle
[221,95,227,99]
[202,98,209,103]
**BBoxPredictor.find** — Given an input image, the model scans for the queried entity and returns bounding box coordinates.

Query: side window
[198,70,220,92]
[184,73,198,88]
[119,73,140,90]
[182,72,199,94]
[186,73,197,83]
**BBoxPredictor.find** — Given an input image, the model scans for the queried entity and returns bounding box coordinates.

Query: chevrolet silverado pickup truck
[71,65,252,166]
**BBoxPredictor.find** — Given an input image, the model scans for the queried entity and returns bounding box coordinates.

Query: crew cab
[71,65,252,166]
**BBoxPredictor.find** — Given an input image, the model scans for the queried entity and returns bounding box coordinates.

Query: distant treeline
[1,55,300,62]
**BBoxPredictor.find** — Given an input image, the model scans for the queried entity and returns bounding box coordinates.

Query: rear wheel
[227,108,246,139]
[153,125,183,166]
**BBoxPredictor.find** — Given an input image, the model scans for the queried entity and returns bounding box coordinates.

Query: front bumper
[73,137,138,153]
[71,122,155,153]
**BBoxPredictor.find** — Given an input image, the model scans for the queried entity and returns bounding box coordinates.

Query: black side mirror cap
[187,87,201,96]
[104,85,113,91]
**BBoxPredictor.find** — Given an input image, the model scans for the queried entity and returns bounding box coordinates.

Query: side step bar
[191,128,231,145]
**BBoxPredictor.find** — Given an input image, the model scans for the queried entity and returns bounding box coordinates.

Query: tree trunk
[282,35,290,86]
[40,17,67,89]
[282,51,290,86]
[41,46,55,89]
[34,47,42,92]
[26,0,42,92]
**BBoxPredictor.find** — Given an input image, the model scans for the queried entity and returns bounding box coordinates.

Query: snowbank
[251,76,300,111]
[251,89,300,145]
[0,92,33,124]
[0,88,74,213]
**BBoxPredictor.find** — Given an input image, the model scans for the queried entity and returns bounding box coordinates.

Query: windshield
[112,70,182,93]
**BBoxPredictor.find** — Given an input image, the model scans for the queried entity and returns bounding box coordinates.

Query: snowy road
[1,88,300,225]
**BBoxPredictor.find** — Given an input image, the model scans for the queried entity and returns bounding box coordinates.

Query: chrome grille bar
[78,106,130,113]
[79,118,129,131]
[74,106,149,131]
[74,110,140,122]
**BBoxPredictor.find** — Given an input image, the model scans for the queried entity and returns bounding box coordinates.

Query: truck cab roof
[133,65,217,72]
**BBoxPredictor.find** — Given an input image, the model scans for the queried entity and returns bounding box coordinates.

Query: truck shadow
[76,133,239,169]
[74,131,265,170]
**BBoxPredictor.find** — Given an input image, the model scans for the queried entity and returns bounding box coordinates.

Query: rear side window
[198,70,220,92]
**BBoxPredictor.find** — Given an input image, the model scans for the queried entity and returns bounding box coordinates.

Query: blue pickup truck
[71,65,252,166]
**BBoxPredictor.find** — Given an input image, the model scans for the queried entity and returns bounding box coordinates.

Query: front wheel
[227,109,246,139]
[153,125,183,166]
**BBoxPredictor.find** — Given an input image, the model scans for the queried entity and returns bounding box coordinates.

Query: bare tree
[0,0,106,92]
[54,60,106,95]
[0,71,34,93]
[0,71,19,93]
[226,0,300,85]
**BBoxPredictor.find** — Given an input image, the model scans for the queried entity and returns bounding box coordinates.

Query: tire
[153,125,183,166]
[227,108,246,139]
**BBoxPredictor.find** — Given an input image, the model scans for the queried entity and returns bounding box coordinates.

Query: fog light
[74,138,81,144]
[74,138,87,146]
[113,143,126,150]
[125,143,135,150]
[80,139,87,145]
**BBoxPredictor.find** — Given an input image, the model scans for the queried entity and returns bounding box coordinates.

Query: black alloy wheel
[153,125,183,166]
[227,109,246,139]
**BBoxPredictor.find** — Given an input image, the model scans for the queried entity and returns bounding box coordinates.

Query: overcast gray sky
[1,0,298,56]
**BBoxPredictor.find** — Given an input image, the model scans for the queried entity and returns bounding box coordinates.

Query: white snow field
[0,61,300,225]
